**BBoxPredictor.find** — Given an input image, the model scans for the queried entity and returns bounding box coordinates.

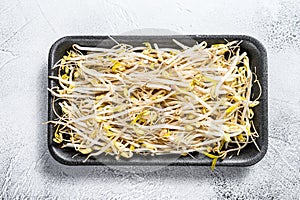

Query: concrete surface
[0,0,299,199]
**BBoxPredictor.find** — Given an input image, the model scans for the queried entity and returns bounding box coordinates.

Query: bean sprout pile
[48,39,261,169]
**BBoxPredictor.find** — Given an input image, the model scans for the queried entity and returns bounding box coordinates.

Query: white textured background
[0,0,300,199]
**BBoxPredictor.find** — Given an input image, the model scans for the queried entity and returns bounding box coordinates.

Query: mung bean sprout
[48,39,260,170]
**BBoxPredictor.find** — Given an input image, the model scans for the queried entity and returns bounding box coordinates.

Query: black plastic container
[48,35,268,166]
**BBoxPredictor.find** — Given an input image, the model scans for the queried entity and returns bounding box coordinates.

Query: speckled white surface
[0,0,299,199]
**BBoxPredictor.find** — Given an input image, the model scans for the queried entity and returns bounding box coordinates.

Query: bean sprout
[48,39,261,170]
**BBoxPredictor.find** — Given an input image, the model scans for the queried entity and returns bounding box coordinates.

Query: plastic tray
[48,35,268,166]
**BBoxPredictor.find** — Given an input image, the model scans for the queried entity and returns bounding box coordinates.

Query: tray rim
[48,34,268,166]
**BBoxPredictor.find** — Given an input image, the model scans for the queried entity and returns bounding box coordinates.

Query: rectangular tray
[48,35,268,166]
